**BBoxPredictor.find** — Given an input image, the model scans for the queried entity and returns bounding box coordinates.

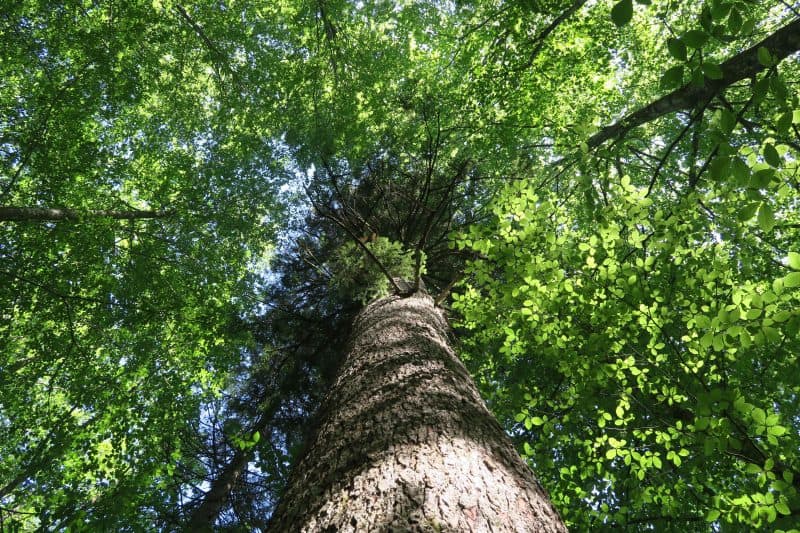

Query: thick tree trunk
[267,291,566,532]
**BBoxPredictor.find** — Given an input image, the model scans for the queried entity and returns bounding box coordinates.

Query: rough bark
[267,292,567,532]
[0,206,173,222]
[587,17,800,149]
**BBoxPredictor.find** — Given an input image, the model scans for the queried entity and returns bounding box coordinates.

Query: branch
[434,272,464,307]
[587,17,800,149]
[303,186,405,296]
[0,206,175,222]
[175,5,225,59]
[517,0,589,71]
[186,387,286,531]
[328,212,407,296]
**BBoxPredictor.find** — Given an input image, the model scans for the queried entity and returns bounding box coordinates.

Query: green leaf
[738,202,759,222]
[754,77,770,101]
[702,63,723,80]
[784,272,800,288]
[706,509,721,522]
[660,66,684,89]
[667,38,687,61]
[718,109,737,133]
[768,425,786,436]
[523,442,534,456]
[775,502,791,515]
[710,0,731,21]
[745,463,762,474]
[757,203,776,232]
[683,30,709,49]
[611,0,634,27]
[776,111,793,134]
[745,308,761,320]
[763,144,781,167]
[757,46,773,67]
[788,252,800,270]
[727,7,743,34]
[751,168,775,188]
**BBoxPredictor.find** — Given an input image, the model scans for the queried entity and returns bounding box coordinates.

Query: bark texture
[268,292,566,532]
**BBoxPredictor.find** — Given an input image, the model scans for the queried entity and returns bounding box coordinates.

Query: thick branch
[588,17,800,149]
[0,206,174,222]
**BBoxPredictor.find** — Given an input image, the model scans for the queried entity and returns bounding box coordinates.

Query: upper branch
[0,206,175,222]
[587,17,800,149]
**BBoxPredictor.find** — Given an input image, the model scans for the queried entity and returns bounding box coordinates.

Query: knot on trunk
[392,277,425,296]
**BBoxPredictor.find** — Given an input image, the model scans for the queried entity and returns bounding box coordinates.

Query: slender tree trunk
[187,390,285,530]
[0,206,173,222]
[187,448,251,531]
[268,291,567,532]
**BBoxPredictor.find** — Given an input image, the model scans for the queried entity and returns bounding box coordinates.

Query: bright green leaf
[788,252,800,270]
[758,203,776,232]
[784,272,800,288]
[775,502,791,515]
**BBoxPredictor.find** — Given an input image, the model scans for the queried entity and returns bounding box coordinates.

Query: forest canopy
[1,0,799,530]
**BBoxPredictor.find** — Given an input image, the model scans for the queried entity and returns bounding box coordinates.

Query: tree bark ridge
[267,292,566,532]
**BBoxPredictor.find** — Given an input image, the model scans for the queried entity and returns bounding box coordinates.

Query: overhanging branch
[587,17,800,149]
[0,206,175,222]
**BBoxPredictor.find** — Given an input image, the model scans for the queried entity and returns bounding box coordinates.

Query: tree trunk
[187,447,251,531]
[267,291,567,532]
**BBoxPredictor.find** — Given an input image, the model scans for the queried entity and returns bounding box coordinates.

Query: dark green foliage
[329,237,424,303]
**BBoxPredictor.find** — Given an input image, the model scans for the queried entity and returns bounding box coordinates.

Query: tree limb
[588,17,800,149]
[0,206,175,222]
[517,0,589,71]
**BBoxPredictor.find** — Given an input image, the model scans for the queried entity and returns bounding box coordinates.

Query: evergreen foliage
[329,237,424,303]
